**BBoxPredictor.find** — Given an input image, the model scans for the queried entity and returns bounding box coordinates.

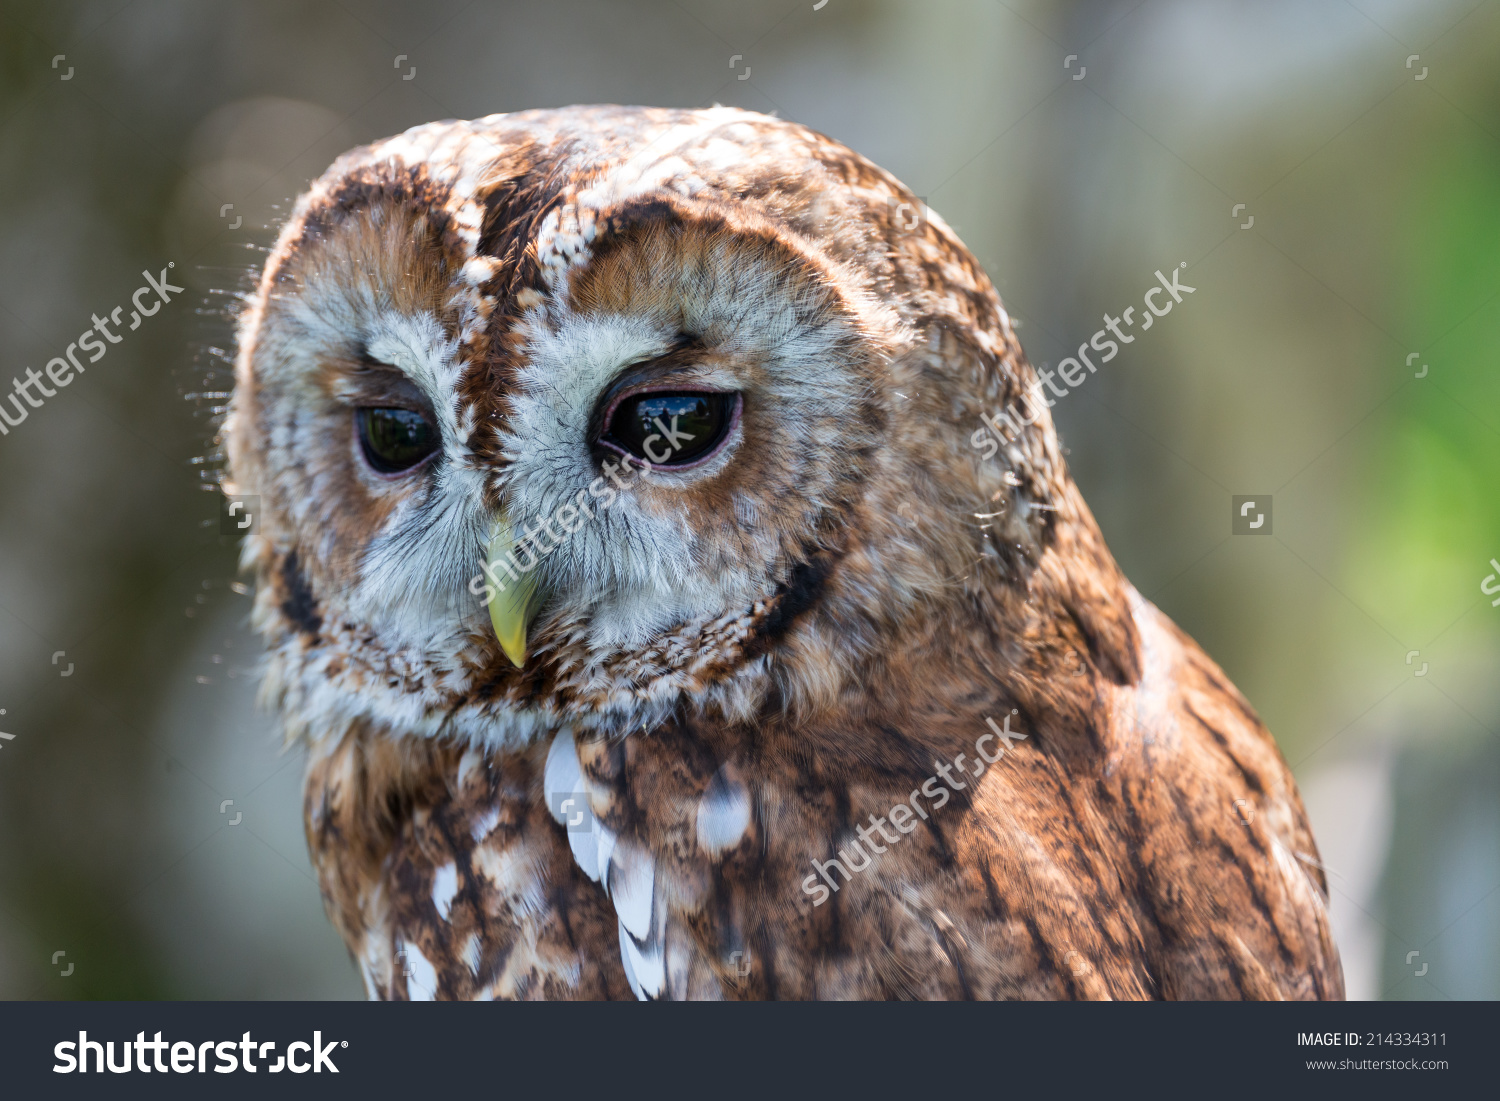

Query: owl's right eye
[356,407,438,475]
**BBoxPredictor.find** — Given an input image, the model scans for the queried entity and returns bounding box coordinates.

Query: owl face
[488,201,886,657]
[227,107,1044,748]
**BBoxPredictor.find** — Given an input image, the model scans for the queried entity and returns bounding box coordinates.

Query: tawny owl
[224,106,1343,1000]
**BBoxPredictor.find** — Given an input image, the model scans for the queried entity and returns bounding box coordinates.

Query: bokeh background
[0,0,1495,1000]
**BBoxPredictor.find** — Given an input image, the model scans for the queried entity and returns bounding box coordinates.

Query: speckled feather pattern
[225,106,1342,1000]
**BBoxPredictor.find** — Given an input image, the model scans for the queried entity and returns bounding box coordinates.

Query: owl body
[226,106,1342,1000]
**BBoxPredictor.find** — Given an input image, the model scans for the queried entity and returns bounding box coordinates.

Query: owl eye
[356,407,438,474]
[600,391,739,468]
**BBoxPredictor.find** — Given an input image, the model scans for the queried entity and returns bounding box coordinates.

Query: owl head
[225,106,1133,752]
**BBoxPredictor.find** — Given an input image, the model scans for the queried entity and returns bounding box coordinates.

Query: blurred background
[0,0,1495,1000]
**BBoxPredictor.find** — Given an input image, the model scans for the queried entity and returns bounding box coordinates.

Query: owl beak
[484,516,543,668]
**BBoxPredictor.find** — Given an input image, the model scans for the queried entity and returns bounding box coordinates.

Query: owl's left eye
[599,390,739,469]
[357,407,438,474]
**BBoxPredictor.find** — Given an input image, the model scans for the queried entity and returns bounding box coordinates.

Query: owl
[224,106,1343,1000]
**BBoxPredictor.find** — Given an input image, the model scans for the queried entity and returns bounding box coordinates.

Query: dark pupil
[358,408,437,473]
[605,392,732,465]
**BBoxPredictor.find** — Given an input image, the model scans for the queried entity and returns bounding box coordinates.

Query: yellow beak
[485,516,543,668]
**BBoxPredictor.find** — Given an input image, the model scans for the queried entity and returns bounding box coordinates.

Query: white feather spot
[606,841,655,940]
[470,805,500,843]
[618,922,664,1001]
[400,940,439,1001]
[569,818,609,883]
[432,862,459,922]
[544,729,583,825]
[695,768,751,856]
[456,748,482,791]
[547,729,611,882]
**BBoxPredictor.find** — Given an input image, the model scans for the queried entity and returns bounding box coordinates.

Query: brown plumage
[226,106,1342,1000]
